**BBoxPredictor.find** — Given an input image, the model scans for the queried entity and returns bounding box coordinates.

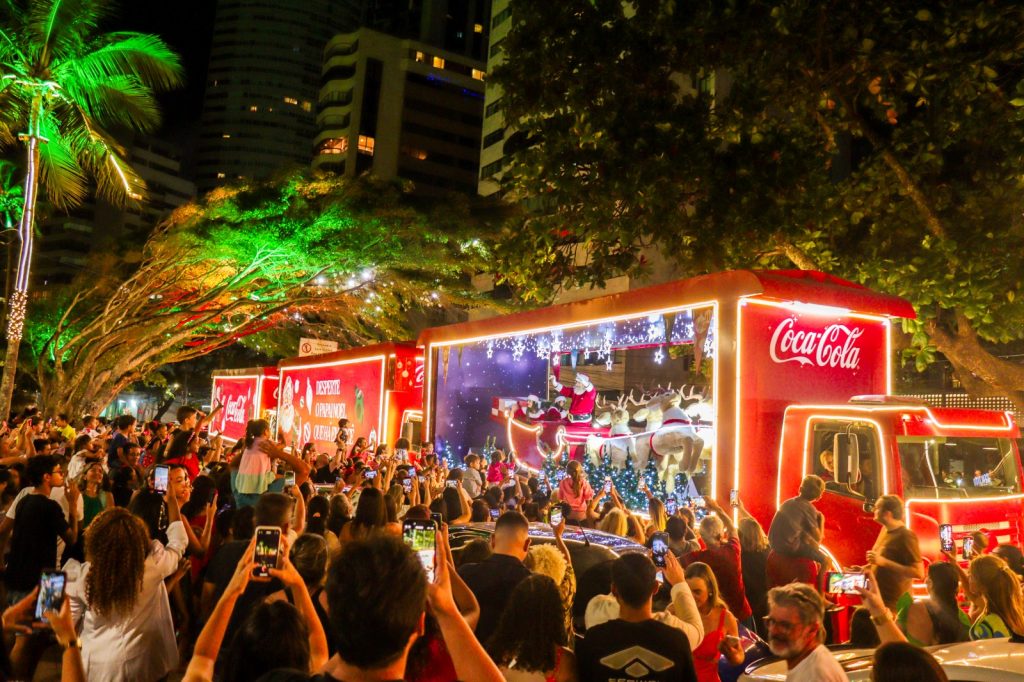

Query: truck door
[807,419,883,568]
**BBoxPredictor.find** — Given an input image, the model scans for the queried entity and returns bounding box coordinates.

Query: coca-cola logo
[224,395,248,424]
[769,317,864,370]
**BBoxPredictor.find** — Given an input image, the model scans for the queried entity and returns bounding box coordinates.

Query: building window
[472,69,485,81]
[401,145,428,160]
[301,101,311,112]
[474,23,483,33]
[483,128,505,149]
[283,96,298,105]
[432,56,445,69]
[415,50,426,62]
[485,98,502,118]
[480,159,504,179]
[357,135,375,155]
[222,133,231,139]
[318,138,348,155]
[249,105,258,112]
[489,38,505,58]
[492,7,511,28]
[216,172,226,179]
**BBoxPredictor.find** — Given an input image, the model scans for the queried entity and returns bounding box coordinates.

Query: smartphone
[651,531,670,568]
[365,470,377,479]
[153,465,169,494]
[729,489,739,507]
[418,474,426,483]
[403,519,437,582]
[314,484,334,497]
[284,471,296,488]
[403,478,413,492]
[604,476,612,493]
[963,536,975,560]
[35,571,66,623]
[431,512,444,526]
[446,479,458,489]
[539,471,547,481]
[253,526,282,579]
[665,498,678,515]
[549,506,563,526]
[489,507,500,520]
[826,571,868,594]
[939,524,954,553]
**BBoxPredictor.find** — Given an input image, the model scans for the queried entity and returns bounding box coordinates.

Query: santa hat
[576,373,591,386]
[528,394,540,403]
[553,395,568,405]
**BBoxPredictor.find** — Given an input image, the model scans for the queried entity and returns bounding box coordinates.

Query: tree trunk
[0,134,40,420]
[153,395,174,421]
[925,313,1024,414]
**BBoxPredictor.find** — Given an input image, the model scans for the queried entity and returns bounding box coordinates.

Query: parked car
[739,637,1024,681]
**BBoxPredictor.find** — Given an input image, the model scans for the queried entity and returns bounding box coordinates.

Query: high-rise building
[35,136,196,286]
[312,28,487,195]
[194,0,347,193]
[477,0,509,197]
[339,0,491,61]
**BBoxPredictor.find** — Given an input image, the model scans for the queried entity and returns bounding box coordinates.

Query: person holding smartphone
[557,460,597,526]
[233,419,311,508]
[684,562,746,681]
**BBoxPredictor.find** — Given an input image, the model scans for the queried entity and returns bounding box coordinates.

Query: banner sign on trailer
[278,359,384,455]
[212,377,256,442]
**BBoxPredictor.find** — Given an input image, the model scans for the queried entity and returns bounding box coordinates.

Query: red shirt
[683,535,752,620]
[165,452,201,481]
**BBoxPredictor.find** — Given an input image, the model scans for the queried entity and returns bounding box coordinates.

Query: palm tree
[0,0,183,417]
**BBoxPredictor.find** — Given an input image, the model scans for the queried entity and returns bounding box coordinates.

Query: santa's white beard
[573,384,590,395]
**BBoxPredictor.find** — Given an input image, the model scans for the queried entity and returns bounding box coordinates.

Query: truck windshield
[897,437,1021,499]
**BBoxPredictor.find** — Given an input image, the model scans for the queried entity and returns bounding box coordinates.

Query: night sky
[116,2,217,135]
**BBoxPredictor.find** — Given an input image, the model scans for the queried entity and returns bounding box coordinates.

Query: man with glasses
[765,583,847,681]
[0,455,80,603]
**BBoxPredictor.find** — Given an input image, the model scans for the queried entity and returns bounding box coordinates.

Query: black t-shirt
[457,553,531,644]
[576,618,697,682]
[311,466,340,484]
[204,539,285,658]
[6,494,69,591]
[256,671,403,682]
[164,430,195,462]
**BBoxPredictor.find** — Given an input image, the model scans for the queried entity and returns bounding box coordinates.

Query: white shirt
[584,581,705,650]
[67,520,188,682]
[785,644,849,682]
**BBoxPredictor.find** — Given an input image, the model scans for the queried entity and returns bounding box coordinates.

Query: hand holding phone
[729,489,739,508]
[284,470,296,488]
[603,476,612,494]
[403,519,438,582]
[651,532,670,568]
[963,536,975,560]
[35,571,66,623]
[153,465,169,494]
[549,506,563,527]
[940,524,954,553]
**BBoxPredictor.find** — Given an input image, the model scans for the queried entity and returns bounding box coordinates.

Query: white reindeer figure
[634,387,706,491]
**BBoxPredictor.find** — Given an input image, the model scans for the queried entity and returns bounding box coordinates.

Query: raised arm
[270,537,329,672]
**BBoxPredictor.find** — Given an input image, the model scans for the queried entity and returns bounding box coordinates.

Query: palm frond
[36,107,87,209]
[28,0,109,66]
[60,72,160,131]
[57,32,183,93]
[62,114,144,207]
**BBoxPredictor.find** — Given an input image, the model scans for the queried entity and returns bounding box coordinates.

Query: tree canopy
[23,172,487,416]
[493,0,1024,405]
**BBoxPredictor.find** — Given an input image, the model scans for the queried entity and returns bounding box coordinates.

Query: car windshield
[897,436,1021,499]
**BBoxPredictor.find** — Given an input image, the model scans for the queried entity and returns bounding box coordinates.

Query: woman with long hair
[685,562,745,682]
[234,419,309,507]
[349,436,369,462]
[737,507,771,636]
[896,561,969,645]
[340,487,389,543]
[67,497,188,681]
[597,507,628,537]
[305,494,330,537]
[646,497,668,537]
[557,460,595,525]
[487,574,577,682]
[961,554,1024,639]
[78,462,113,530]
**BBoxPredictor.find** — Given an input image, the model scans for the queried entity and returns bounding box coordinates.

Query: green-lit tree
[0,0,183,417]
[494,1,1024,407]
[23,173,487,417]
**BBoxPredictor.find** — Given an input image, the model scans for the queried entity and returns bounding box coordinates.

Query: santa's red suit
[552,374,597,422]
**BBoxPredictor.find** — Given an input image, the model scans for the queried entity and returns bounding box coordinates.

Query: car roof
[449,522,647,555]
[742,638,1024,681]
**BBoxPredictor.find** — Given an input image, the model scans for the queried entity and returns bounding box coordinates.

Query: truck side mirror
[834,432,861,484]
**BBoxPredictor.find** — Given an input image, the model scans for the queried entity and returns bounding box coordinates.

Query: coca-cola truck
[418,269,1023,568]
[209,367,280,442]
[276,342,423,455]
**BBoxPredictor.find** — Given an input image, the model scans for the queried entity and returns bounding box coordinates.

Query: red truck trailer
[210,367,279,442]
[417,269,1022,569]
[276,342,423,456]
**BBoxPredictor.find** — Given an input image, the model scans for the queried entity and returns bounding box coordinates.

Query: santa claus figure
[550,372,597,423]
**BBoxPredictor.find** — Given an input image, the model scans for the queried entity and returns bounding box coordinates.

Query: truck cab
[776,397,1022,570]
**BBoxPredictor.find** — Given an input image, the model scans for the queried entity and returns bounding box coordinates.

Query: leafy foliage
[494,0,1024,402]
[25,172,489,415]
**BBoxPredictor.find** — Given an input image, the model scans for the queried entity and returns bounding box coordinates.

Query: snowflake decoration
[654,346,664,364]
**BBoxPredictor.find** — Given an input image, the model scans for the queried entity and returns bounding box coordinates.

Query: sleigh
[491,396,609,469]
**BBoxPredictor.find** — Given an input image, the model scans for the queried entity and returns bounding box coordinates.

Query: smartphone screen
[826,571,868,594]
[963,536,975,560]
[729,489,739,507]
[315,484,334,497]
[403,519,437,582]
[651,532,669,568]
[940,524,954,553]
[253,526,282,579]
[446,479,458,488]
[35,571,66,622]
[489,507,500,520]
[154,465,169,494]
[365,470,377,479]
[418,475,426,483]
[284,471,296,487]
[431,512,443,526]
[604,476,612,493]
[403,478,413,492]
[665,498,678,515]
[549,506,563,526]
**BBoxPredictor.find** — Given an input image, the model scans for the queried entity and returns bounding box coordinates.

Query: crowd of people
[0,407,1021,681]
